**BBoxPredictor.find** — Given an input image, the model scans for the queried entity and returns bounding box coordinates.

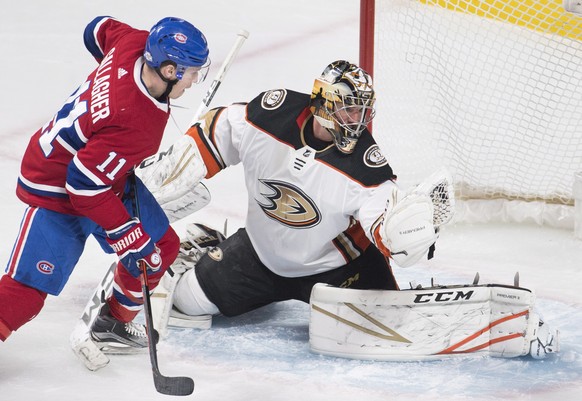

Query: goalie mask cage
[360,0,582,228]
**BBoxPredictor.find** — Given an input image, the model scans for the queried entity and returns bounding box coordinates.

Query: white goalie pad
[151,223,225,336]
[309,282,558,361]
[137,135,209,222]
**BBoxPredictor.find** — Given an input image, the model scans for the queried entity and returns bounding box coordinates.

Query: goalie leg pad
[70,324,110,371]
[174,269,219,317]
[309,282,556,361]
[151,223,225,335]
[152,269,214,333]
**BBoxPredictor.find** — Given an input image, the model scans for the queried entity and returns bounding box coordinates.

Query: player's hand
[106,218,162,277]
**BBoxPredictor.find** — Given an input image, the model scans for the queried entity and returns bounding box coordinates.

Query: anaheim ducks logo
[256,180,321,229]
[207,246,223,261]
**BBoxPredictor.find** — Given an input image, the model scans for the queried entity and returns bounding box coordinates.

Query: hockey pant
[185,228,398,317]
[0,179,179,339]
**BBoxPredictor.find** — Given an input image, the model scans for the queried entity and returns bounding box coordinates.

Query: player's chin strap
[154,68,179,102]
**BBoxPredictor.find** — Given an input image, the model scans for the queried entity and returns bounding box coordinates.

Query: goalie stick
[135,29,249,223]
[190,29,250,125]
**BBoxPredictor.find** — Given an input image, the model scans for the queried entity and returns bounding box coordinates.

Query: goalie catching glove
[380,168,455,267]
[106,218,161,277]
[381,189,438,267]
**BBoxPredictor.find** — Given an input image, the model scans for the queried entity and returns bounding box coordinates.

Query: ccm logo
[36,261,55,275]
[414,290,475,303]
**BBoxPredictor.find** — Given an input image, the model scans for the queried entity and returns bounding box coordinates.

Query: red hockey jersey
[17,17,170,230]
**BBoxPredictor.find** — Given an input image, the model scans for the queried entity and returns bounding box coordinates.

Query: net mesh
[373,0,582,205]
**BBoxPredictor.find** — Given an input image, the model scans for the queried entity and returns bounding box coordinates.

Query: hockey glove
[106,218,162,277]
[381,189,438,268]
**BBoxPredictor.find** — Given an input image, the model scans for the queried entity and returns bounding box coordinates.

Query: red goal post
[359,0,582,229]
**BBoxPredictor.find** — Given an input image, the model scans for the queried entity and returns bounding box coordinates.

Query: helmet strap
[154,68,179,101]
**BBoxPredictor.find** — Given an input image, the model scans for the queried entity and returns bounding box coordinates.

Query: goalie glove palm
[381,190,438,268]
[106,218,162,277]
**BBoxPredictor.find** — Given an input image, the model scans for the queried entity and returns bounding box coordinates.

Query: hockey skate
[90,303,158,354]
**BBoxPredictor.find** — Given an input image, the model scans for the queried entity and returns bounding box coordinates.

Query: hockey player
[0,16,210,350]
[141,60,558,361]
[160,60,440,324]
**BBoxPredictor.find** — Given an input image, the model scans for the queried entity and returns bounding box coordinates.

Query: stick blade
[154,374,195,396]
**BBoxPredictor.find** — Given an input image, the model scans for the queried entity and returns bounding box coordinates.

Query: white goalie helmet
[310,60,376,154]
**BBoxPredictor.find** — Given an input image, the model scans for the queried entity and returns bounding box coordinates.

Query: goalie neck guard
[309,60,376,154]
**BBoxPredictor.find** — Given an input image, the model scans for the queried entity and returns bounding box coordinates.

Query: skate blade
[96,342,149,355]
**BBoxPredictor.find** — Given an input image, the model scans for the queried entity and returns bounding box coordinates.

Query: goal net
[362,0,582,228]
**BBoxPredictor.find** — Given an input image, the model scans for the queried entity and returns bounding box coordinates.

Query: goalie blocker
[309,281,559,361]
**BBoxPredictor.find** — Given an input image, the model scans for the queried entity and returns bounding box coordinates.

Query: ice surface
[1,1,582,400]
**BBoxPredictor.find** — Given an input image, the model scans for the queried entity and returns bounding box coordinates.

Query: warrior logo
[256,180,321,229]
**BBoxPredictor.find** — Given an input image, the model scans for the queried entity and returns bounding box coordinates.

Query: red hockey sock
[0,275,47,341]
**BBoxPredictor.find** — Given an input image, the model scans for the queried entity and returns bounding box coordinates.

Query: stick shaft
[189,29,249,126]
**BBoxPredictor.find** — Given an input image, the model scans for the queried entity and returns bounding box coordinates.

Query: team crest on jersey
[363,144,388,168]
[207,246,223,261]
[261,89,287,110]
[256,180,321,229]
[36,261,54,275]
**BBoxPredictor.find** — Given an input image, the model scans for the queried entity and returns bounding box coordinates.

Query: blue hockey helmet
[144,17,210,80]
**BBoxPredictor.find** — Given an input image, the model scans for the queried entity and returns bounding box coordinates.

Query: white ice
[1,1,582,400]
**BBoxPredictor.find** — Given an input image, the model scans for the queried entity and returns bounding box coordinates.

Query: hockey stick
[135,29,249,224]
[189,29,250,125]
[131,174,195,396]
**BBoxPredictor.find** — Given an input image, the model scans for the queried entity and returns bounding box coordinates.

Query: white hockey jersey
[186,89,398,277]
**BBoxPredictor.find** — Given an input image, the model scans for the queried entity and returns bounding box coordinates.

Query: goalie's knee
[0,275,47,340]
[174,269,219,316]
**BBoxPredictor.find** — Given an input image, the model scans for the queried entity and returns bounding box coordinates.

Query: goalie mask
[310,60,376,154]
